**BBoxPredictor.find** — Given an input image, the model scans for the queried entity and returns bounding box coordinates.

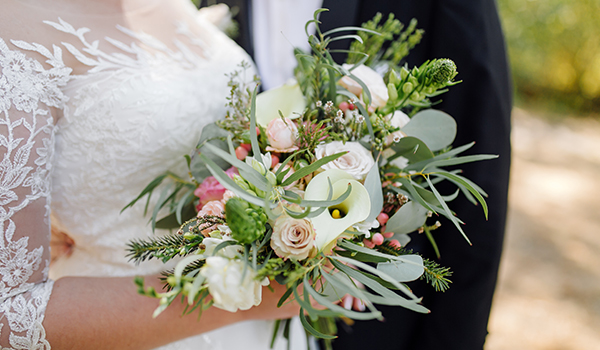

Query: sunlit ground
[485,109,600,350]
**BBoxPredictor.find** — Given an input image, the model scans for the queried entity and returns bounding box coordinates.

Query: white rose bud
[271,216,316,260]
[200,256,269,312]
[339,64,389,109]
[315,141,375,181]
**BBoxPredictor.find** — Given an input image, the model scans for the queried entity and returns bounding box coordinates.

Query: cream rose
[339,64,389,109]
[315,141,375,181]
[200,256,270,312]
[266,118,299,153]
[271,216,316,260]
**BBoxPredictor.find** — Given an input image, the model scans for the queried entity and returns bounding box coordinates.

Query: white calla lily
[304,169,371,252]
[256,81,306,126]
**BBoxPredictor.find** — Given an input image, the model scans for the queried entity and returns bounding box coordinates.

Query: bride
[0,0,307,348]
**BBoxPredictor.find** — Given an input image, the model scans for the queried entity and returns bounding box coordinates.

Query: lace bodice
[0,1,303,349]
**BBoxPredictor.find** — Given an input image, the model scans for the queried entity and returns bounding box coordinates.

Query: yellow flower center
[329,207,347,219]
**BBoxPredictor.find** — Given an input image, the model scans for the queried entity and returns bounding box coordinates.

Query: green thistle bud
[225,197,266,244]
[430,59,457,86]
[387,83,398,101]
[402,82,414,94]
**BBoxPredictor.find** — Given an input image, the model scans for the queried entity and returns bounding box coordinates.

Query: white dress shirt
[252,0,324,89]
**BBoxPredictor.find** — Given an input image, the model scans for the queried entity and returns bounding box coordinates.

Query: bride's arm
[0,38,299,350]
[44,275,297,350]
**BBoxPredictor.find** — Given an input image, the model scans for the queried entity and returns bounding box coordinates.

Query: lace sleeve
[0,37,70,349]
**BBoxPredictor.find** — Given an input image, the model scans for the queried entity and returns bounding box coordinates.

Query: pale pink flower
[265,118,299,153]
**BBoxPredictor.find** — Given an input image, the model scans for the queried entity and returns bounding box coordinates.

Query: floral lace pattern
[0,35,69,349]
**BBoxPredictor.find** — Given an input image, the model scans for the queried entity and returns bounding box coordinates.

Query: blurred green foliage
[498,0,600,115]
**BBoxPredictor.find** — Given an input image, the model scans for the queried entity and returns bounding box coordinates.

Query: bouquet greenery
[125,9,496,346]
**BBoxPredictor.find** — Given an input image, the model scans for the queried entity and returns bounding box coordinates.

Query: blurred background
[486,0,600,349]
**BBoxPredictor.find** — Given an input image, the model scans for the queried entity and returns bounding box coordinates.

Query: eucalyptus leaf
[303,275,382,320]
[199,154,266,207]
[405,142,475,171]
[390,137,434,163]
[363,165,384,223]
[377,255,424,282]
[425,177,471,245]
[401,110,457,151]
[202,142,269,192]
[423,154,498,171]
[433,171,489,219]
[190,123,231,181]
[385,201,429,235]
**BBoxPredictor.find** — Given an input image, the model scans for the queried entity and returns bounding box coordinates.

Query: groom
[208,0,512,349]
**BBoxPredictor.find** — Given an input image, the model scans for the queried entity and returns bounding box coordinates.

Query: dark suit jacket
[214,1,511,349]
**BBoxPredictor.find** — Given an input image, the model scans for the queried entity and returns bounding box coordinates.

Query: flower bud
[402,82,413,94]
[389,69,400,86]
[400,66,410,80]
[266,171,277,186]
[233,174,250,191]
[430,59,457,86]
[387,83,398,101]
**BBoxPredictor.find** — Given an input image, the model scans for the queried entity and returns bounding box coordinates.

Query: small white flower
[201,257,270,312]
[352,219,380,238]
[385,110,411,145]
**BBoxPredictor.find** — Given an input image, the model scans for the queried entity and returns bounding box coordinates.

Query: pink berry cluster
[363,212,402,249]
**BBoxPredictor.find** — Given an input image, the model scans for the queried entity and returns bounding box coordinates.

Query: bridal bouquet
[125,10,496,344]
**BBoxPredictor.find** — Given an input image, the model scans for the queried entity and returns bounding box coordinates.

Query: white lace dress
[0,1,305,349]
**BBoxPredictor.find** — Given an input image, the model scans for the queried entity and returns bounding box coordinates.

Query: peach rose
[270,216,316,260]
[265,118,299,153]
[197,200,225,218]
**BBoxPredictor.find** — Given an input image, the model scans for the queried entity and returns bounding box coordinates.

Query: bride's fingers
[342,294,366,312]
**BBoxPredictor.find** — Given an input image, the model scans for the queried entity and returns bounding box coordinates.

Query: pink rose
[265,118,299,153]
[270,216,316,260]
[195,167,238,209]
